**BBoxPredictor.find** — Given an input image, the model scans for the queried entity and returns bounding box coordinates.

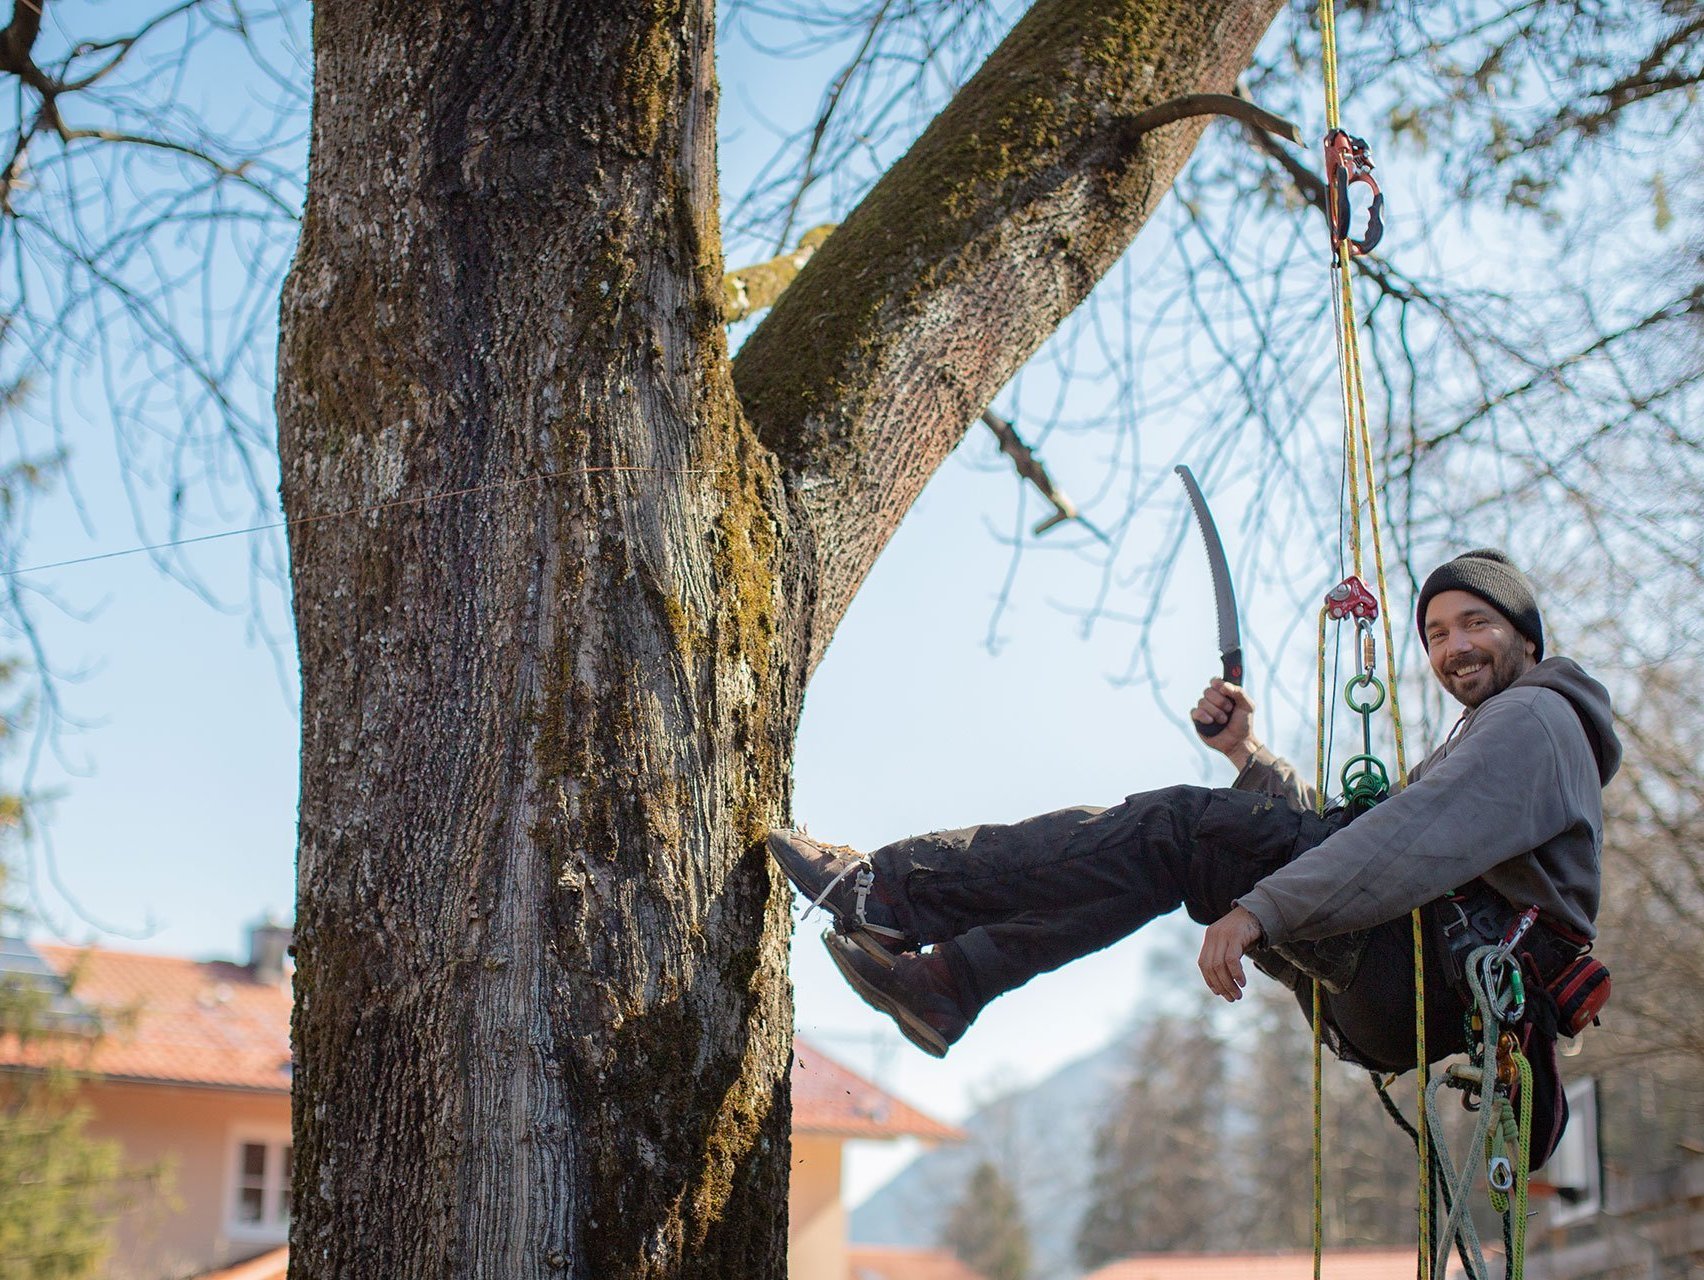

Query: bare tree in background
[0,0,305,602]
[1075,1007,1229,1265]
[0,5,1693,762]
[2,2,1694,808]
[1579,658,1704,1180]
[722,1,1700,696]
[943,1159,1031,1280]
[0,0,305,924]
[1540,415,1704,1175]
[1481,146,1704,1174]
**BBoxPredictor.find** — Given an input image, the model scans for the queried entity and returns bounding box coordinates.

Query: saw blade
[1174,465,1242,666]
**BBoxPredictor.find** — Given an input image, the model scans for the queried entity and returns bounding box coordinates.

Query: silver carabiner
[1477,949,1526,1024]
[1488,1155,1514,1192]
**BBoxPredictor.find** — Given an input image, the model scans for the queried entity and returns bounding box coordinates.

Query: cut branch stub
[722,224,837,323]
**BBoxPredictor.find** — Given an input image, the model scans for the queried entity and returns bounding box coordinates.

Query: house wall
[789,1132,847,1280]
[75,1079,868,1280]
[78,1079,290,1280]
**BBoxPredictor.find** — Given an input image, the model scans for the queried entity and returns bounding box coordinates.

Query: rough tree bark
[275,1,1283,1276]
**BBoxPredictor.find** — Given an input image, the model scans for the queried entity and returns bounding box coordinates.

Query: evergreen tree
[0,830,126,1278]
[1225,978,1439,1251]
[1230,980,1425,1249]
[942,1159,1030,1280]
[1233,982,1319,1248]
[1075,1008,1228,1267]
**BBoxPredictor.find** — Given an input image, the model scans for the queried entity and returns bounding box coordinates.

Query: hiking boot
[822,932,970,1059]
[767,829,915,967]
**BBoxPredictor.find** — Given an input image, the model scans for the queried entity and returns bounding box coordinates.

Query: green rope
[1312,980,1324,1280]
[1486,1052,1534,1276]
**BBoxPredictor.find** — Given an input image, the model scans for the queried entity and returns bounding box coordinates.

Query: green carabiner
[1339,753,1390,806]
[1343,673,1386,714]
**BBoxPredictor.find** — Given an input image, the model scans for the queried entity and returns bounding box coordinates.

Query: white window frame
[225,1124,293,1242]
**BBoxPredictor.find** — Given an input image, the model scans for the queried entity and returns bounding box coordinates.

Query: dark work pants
[871,785,1468,1072]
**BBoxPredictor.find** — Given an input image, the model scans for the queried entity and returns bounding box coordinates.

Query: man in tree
[775,550,1619,1147]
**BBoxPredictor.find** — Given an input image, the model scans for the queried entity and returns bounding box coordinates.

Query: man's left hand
[1199,905,1264,1002]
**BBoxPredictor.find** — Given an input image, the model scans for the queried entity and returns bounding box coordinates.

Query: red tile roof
[849,1245,990,1280]
[1081,1249,1422,1280]
[3,945,295,1092]
[791,1038,963,1142]
[201,1244,991,1280]
[3,945,961,1143]
[191,1246,288,1280]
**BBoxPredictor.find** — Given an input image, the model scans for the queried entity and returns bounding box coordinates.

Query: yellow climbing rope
[1311,0,1429,1270]
[1311,8,1541,1278]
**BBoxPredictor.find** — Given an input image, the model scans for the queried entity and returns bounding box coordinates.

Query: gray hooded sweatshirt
[1235,657,1621,946]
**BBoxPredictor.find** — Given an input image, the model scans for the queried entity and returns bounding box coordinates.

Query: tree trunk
[278,4,794,1276]
[276,1,1282,1276]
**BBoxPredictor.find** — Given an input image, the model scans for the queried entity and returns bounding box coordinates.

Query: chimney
[248,914,294,985]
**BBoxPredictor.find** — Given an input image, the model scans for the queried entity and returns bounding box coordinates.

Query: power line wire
[1,464,706,580]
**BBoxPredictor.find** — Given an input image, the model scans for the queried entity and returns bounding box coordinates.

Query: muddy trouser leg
[870,783,1467,1068]
[870,786,1327,1008]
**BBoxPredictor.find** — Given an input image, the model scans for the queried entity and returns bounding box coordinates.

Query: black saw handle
[1195,648,1245,739]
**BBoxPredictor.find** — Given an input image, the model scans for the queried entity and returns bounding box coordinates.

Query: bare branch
[56,2,205,92]
[979,408,1107,541]
[734,0,1287,668]
[1118,92,1301,148]
[50,121,296,216]
[0,0,51,95]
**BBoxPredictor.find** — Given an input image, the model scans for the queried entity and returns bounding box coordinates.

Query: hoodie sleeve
[1236,688,1594,944]
[1232,744,1318,814]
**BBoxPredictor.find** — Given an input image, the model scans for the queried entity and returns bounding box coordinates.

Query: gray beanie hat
[1415,549,1544,661]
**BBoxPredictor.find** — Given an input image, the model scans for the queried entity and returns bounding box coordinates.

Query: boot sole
[822,934,949,1059]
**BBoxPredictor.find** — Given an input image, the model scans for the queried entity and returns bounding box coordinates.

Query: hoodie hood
[1510,657,1621,784]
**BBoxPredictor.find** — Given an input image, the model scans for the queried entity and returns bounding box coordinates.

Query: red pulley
[1325,575,1379,621]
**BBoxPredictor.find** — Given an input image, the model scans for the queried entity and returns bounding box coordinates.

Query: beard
[1438,632,1532,707]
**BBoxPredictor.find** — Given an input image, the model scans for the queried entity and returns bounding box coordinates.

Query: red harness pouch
[1547,954,1611,1037]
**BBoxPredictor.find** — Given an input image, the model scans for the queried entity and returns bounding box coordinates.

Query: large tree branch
[0,0,56,98]
[1119,92,1299,148]
[732,0,1288,672]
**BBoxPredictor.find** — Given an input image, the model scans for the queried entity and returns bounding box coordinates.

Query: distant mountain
[851,1028,1140,1280]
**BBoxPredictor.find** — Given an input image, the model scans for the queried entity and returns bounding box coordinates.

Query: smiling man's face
[1423,589,1538,708]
